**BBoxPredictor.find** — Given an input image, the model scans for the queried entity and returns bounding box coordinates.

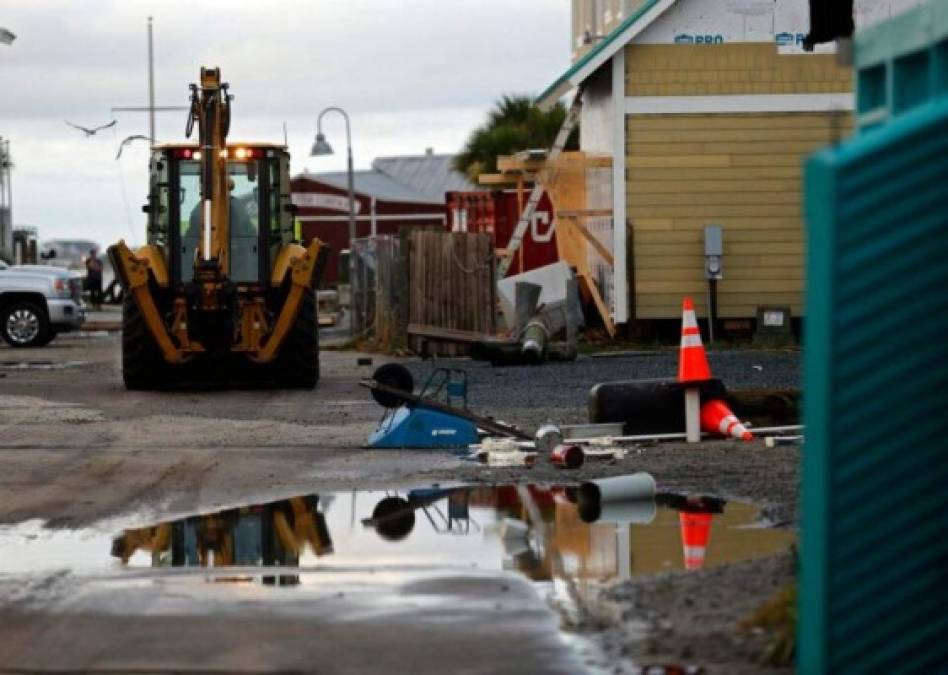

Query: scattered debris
[476,437,538,466]
[561,422,624,440]
[534,424,563,453]
[765,435,804,447]
[361,364,526,448]
[635,665,706,675]
[582,446,625,461]
[472,267,582,366]
[549,443,584,469]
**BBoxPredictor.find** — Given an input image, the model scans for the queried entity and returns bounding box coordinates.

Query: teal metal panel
[855,1,948,129]
[800,98,948,673]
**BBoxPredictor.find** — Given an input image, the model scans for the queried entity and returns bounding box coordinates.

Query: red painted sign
[446,190,559,276]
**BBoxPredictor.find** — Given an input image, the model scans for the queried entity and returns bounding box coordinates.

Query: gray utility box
[704,225,723,280]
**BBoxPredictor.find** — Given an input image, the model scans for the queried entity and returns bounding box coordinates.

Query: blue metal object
[419,368,468,408]
[800,91,948,674]
[367,405,480,449]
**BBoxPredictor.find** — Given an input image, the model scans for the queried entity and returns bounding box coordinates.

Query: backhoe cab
[108,67,328,389]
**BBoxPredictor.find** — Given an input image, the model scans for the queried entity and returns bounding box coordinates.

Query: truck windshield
[177,160,263,283]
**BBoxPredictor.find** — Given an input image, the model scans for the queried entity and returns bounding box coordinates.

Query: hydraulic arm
[187,67,231,274]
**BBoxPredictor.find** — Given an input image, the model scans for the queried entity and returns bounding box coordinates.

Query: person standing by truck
[85,248,103,310]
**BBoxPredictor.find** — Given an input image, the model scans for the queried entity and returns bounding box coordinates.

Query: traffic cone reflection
[679,512,713,570]
[700,398,754,441]
[678,297,712,383]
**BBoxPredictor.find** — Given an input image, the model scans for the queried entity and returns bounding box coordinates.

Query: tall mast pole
[147,16,156,145]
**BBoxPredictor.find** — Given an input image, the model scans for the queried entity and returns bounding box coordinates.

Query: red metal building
[292,152,474,285]
[446,189,559,277]
[292,173,445,285]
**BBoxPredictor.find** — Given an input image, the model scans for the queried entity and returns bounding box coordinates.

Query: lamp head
[310,132,334,157]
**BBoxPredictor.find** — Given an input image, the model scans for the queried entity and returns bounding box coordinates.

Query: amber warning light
[172,147,259,160]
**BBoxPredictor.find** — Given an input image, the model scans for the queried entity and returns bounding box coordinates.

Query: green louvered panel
[800,99,948,674]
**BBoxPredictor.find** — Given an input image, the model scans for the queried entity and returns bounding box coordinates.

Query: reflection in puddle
[111,495,332,587]
[0,486,794,596]
[96,486,792,589]
[0,487,794,673]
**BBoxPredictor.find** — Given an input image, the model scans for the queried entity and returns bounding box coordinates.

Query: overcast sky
[0,0,570,247]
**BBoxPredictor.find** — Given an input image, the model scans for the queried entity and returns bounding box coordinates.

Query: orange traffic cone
[679,512,713,570]
[701,399,753,441]
[678,297,712,383]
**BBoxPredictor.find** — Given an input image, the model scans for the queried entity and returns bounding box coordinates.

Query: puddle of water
[0,486,793,674]
[0,485,793,584]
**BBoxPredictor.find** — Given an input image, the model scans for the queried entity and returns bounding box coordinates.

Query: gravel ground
[403,348,802,673]
[594,553,796,674]
[403,349,800,429]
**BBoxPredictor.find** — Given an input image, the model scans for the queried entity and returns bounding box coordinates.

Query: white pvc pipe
[580,472,657,503]
[567,424,804,445]
[685,387,701,443]
[597,500,657,525]
[616,525,632,581]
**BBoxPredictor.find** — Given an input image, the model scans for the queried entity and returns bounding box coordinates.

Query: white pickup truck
[0,260,86,347]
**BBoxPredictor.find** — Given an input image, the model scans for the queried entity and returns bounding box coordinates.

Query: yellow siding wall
[627,112,853,319]
[625,43,853,96]
[623,43,853,319]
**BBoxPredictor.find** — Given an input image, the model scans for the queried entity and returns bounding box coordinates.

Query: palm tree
[454,95,579,182]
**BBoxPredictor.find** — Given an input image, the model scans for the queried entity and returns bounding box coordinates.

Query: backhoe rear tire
[273,288,319,388]
[122,293,166,390]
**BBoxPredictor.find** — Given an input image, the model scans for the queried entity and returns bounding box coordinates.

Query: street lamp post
[310,107,356,336]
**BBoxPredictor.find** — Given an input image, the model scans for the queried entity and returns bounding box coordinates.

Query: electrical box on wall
[704,225,723,280]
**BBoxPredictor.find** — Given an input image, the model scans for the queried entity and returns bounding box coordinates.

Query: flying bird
[115,134,153,159]
[65,119,117,137]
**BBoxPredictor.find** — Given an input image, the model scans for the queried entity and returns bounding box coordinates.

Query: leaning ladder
[495,90,583,280]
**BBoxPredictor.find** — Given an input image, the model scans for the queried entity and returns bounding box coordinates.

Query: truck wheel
[1,301,51,348]
[274,288,319,388]
[121,294,165,390]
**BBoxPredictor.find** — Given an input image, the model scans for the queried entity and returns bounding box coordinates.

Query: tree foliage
[454,94,579,183]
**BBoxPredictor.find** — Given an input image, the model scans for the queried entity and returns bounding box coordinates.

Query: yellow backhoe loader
[109,67,328,389]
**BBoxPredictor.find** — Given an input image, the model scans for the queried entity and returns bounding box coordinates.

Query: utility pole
[111,17,187,143]
[147,16,156,145]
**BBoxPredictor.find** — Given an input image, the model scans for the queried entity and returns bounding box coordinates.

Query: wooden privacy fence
[407,230,495,356]
[350,235,406,348]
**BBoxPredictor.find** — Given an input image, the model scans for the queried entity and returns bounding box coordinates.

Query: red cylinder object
[550,444,584,469]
